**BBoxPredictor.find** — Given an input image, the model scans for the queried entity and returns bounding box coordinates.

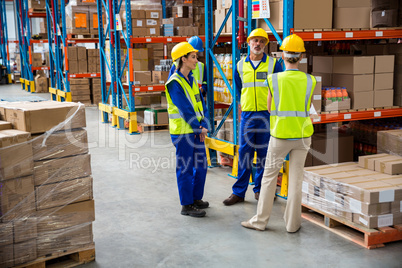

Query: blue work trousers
[171,134,208,206]
[233,112,271,198]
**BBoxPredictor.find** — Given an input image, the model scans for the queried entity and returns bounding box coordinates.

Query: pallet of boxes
[66,0,99,37]
[0,101,95,267]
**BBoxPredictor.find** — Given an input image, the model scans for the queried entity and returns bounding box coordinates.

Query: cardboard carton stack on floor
[70,78,91,104]
[34,73,48,93]
[303,162,402,229]
[0,101,95,267]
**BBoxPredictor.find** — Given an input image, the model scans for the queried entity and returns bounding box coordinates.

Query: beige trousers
[248,136,311,232]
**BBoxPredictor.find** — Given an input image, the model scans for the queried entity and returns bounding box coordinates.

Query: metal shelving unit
[0,0,11,84]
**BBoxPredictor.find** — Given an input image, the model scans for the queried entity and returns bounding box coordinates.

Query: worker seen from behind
[165,42,210,217]
[223,28,283,206]
[169,36,207,97]
[241,34,316,232]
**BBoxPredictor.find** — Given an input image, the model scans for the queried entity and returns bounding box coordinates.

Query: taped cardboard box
[34,154,91,186]
[152,71,169,84]
[348,91,374,109]
[374,89,394,108]
[375,55,395,73]
[133,48,153,60]
[0,129,34,181]
[4,101,86,134]
[133,71,152,85]
[37,223,93,257]
[375,157,402,175]
[0,176,35,223]
[35,176,93,210]
[352,212,400,229]
[374,73,393,91]
[146,10,162,20]
[332,74,374,92]
[312,56,333,74]
[348,180,402,204]
[294,0,332,30]
[333,7,371,29]
[13,218,37,243]
[332,56,374,75]
[358,153,390,169]
[32,128,88,161]
[377,129,402,156]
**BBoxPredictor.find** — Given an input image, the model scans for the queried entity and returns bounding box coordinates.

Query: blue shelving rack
[97,0,139,134]
[0,0,11,84]
[204,0,290,172]
[15,0,34,92]
[46,0,71,102]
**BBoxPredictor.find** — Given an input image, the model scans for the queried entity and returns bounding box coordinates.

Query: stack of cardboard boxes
[312,55,395,111]
[377,129,402,156]
[130,9,162,37]
[214,0,233,34]
[0,101,94,267]
[91,78,102,105]
[28,0,45,9]
[162,0,203,36]
[66,1,98,35]
[70,78,91,104]
[87,49,100,73]
[146,43,164,66]
[303,161,402,229]
[67,46,100,75]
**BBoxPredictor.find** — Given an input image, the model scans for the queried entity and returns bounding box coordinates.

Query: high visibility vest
[165,73,205,135]
[267,71,316,139]
[237,57,276,112]
[173,62,204,88]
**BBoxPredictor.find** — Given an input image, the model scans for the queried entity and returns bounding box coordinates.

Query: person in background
[165,42,210,217]
[223,28,283,206]
[169,36,207,97]
[241,34,316,232]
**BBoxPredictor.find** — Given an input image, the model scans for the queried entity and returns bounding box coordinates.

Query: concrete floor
[1,84,402,268]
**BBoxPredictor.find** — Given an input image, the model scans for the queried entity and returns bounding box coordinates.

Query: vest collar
[175,70,194,87]
[245,53,267,63]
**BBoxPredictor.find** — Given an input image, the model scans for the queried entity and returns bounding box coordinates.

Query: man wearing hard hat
[169,36,207,96]
[223,28,283,206]
[241,34,316,232]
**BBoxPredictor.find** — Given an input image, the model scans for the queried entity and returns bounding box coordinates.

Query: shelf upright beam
[45,0,56,100]
[283,0,293,39]
[97,0,109,123]
[0,0,11,83]
[232,0,239,149]
[60,0,69,100]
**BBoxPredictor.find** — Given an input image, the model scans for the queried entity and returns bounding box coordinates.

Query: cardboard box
[334,0,371,8]
[69,60,79,74]
[374,89,394,108]
[89,9,98,34]
[67,47,78,61]
[333,7,371,29]
[376,158,402,175]
[225,8,232,33]
[377,129,402,156]
[310,133,354,166]
[79,60,88,73]
[34,154,92,186]
[374,73,393,90]
[37,224,93,257]
[312,56,333,73]
[152,71,169,84]
[32,53,43,67]
[214,9,226,33]
[5,101,86,134]
[87,49,99,58]
[144,108,168,125]
[132,19,146,28]
[32,128,88,161]
[371,9,398,28]
[323,98,351,112]
[70,78,90,85]
[35,75,48,93]
[133,59,151,71]
[133,48,153,60]
[35,200,95,233]
[375,55,395,73]
[294,0,332,30]
[28,0,45,9]
[352,213,398,228]
[147,27,161,36]
[312,72,332,86]
[0,176,35,222]
[146,10,162,19]
[371,0,399,10]
[257,1,283,31]
[132,27,147,37]
[0,121,12,131]
[332,74,374,92]
[13,239,37,265]
[133,71,152,86]
[0,129,34,181]
[35,176,93,210]
[13,218,37,243]
[0,244,13,267]
[0,222,13,246]
[132,10,146,19]
[358,154,390,169]
[348,91,374,109]
[311,76,322,113]
[332,56,374,75]
[67,6,90,34]
[146,19,160,27]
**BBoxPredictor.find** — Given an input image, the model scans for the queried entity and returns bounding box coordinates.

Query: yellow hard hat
[171,42,198,61]
[280,34,306,53]
[247,28,269,45]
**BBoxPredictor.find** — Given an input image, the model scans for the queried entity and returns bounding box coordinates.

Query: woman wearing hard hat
[169,36,207,96]
[241,34,316,232]
[165,42,210,217]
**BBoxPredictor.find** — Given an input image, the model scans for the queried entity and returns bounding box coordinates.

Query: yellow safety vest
[165,73,205,135]
[267,71,316,139]
[237,56,276,111]
[173,62,204,87]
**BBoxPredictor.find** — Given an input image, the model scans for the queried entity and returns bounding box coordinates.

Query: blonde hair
[283,51,302,64]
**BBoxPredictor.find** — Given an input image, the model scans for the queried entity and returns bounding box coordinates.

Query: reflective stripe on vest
[270,73,313,117]
[173,62,203,86]
[237,56,276,112]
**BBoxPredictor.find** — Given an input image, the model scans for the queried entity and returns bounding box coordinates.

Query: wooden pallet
[14,244,95,268]
[302,204,402,249]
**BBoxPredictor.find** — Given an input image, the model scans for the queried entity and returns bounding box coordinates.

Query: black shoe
[181,205,206,217]
[223,194,244,206]
[194,200,209,209]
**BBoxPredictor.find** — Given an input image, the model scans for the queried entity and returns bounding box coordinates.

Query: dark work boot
[193,200,209,209]
[181,205,206,217]
[223,194,244,206]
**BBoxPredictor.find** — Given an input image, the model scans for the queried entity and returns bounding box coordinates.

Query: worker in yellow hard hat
[165,42,210,217]
[223,28,283,206]
[241,34,316,233]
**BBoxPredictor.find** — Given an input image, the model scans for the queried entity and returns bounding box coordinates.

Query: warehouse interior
[1,0,402,267]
